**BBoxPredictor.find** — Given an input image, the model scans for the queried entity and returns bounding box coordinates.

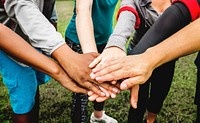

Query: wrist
[105,46,126,54]
[144,47,166,69]
[51,44,77,64]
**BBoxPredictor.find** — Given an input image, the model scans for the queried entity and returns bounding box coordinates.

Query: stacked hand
[52,44,120,98]
[88,47,127,102]
[89,47,155,108]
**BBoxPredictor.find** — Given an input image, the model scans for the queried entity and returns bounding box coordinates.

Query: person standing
[89,0,200,122]
[65,0,119,123]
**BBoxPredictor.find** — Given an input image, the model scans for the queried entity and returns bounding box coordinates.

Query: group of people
[0,0,200,123]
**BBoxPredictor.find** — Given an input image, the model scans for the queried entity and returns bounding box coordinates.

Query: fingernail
[106,91,110,97]
[113,88,119,93]
[96,77,101,81]
[133,103,137,109]
[111,93,116,98]
[100,92,106,96]
[88,96,93,101]
[121,83,127,90]
[88,91,93,96]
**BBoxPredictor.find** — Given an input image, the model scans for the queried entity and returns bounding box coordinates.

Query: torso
[65,0,118,45]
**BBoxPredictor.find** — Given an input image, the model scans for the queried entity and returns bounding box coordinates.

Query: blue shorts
[0,51,50,114]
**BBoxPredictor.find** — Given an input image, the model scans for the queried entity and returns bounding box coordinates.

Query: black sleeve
[43,0,56,21]
[128,2,191,55]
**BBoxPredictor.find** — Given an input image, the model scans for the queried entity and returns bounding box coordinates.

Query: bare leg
[93,110,103,118]
[146,112,157,123]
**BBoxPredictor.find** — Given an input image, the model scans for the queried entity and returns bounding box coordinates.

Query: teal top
[65,0,118,45]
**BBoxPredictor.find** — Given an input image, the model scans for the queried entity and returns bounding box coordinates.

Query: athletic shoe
[90,111,118,123]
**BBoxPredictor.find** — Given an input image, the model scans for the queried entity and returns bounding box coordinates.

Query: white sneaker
[90,111,118,123]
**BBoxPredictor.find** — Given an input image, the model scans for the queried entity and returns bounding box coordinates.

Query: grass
[0,1,199,123]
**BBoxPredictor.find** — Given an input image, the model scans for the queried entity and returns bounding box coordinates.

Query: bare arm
[76,0,97,53]
[89,0,136,75]
[145,18,200,69]
[0,24,87,93]
[3,0,112,95]
[75,0,120,99]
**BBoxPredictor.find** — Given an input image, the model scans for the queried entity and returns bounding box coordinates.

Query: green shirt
[65,0,118,45]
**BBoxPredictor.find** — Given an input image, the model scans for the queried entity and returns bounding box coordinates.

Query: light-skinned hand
[89,46,126,84]
[90,54,154,90]
[52,44,120,96]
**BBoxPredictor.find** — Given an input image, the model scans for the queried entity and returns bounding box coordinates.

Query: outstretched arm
[76,0,97,53]
[3,0,114,95]
[0,24,87,93]
[75,0,120,99]
[91,0,200,108]
[89,0,136,72]
[91,1,194,83]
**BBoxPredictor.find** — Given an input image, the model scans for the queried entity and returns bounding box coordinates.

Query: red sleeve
[117,6,141,29]
[1,0,5,4]
[172,0,200,21]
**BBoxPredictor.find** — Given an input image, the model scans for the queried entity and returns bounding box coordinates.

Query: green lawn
[0,1,198,123]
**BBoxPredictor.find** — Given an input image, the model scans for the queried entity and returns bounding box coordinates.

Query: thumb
[89,55,102,68]
[120,76,142,90]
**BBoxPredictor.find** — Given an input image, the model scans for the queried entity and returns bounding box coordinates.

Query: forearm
[0,24,64,78]
[51,43,77,67]
[76,0,97,53]
[106,0,136,52]
[143,18,200,69]
[106,11,136,52]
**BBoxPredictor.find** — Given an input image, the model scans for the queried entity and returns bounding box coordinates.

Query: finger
[88,75,104,85]
[83,81,106,97]
[96,96,110,102]
[120,77,142,90]
[130,85,139,109]
[99,82,120,94]
[92,60,106,72]
[110,93,117,98]
[92,58,119,73]
[61,79,88,94]
[111,80,117,85]
[88,94,99,102]
[88,91,94,96]
[99,86,111,97]
[95,69,125,83]
[94,63,123,78]
[89,55,102,68]
[90,72,96,79]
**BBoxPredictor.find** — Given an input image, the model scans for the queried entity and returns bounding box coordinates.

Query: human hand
[87,82,121,102]
[90,54,154,90]
[53,67,89,94]
[89,46,126,84]
[52,44,119,96]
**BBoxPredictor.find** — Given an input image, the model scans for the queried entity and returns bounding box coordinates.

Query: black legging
[194,52,200,123]
[127,2,192,123]
[43,0,55,21]
[65,38,105,123]
[195,52,200,106]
